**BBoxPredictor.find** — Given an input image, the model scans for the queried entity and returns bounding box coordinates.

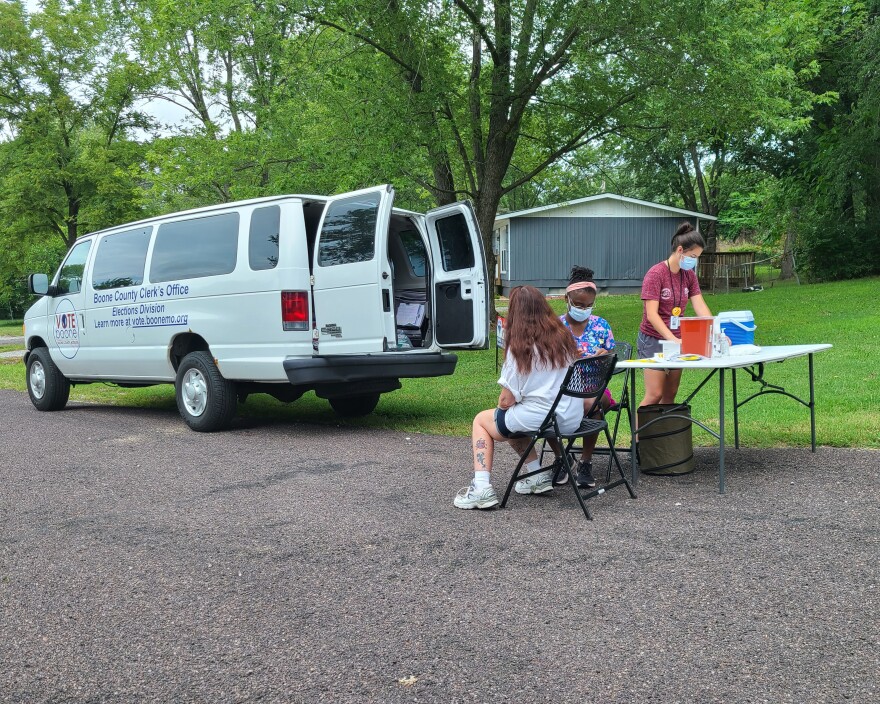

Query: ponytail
[671,221,705,251]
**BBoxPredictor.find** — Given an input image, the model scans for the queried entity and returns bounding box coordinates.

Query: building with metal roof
[492,194,717,295]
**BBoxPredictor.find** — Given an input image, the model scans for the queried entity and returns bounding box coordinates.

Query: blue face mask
[568,305,592,322]
[680,254,698,271]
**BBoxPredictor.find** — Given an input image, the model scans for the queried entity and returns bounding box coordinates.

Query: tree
[303,0,711,285]
[0,0,153,251]
[782,0,880,280]
[591,0,841,252]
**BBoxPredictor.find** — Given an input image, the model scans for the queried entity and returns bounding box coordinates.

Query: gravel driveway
[1,389,877,703]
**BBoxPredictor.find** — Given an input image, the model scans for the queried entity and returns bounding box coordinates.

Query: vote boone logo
[53,298,80,359]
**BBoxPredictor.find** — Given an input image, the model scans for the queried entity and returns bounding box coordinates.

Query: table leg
[732,367,740,449]
[809,353,816,452]
[629,367,639,485]
[719,367,726,494]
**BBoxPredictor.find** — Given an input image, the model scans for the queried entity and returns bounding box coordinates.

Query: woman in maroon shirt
[637,222,714,407]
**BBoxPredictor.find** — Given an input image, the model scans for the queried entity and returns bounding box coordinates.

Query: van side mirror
[28,273,51,296]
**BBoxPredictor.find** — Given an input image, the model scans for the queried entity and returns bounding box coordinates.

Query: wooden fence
[698,252,757,292]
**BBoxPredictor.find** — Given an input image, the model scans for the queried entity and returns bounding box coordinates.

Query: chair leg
[607,427,637,499]
[562,448,593,521]
[579,431,638,507]
[499,437,540,509]
[604,383,632,481]
[558,436,593,520]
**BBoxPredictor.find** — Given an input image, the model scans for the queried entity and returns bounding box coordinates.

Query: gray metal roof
[498,193,717,221]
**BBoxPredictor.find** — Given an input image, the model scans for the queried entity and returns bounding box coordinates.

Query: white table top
[616,344,833,370]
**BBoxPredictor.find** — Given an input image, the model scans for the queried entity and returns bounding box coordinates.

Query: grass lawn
[0,320,23,337]
[1,277,878,448]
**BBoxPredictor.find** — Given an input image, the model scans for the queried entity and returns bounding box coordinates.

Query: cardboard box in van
[23,185,488,431]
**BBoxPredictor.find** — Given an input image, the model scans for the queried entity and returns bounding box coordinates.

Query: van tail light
[281,291,309,331]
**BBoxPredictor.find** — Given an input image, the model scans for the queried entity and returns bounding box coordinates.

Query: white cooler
[717,310,756,345]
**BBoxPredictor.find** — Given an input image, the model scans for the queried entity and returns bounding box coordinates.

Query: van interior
[302,201,432,349]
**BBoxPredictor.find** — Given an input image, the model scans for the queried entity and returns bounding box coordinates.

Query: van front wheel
[27,347,70,411]
[175,351,237,432]
[328,393,380,417]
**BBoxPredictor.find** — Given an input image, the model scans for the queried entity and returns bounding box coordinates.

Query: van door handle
[382,289,391,312]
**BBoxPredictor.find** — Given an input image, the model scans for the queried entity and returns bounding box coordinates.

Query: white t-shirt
[497,353,584,434]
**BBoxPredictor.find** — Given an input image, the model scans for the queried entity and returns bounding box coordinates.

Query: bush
[795,218,880,282]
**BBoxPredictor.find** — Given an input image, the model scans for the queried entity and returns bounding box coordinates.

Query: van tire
[328,393,380,417]
[175,351,237,432]
[26,347,70,411]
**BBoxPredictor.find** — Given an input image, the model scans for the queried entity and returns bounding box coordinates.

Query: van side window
[92,227,152,290]
[317,192,380,266]
[150,213,239,282]
[55,240,92,294]
[398,230,426,277]
[249,206,280,271]
[435,213,475,272]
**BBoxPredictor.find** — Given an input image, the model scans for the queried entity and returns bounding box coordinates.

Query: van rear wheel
[26,347,70,411]
[175,351,237,432]
[328,393,380,417]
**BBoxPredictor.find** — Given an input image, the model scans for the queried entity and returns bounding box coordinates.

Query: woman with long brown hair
[454,286,583,510]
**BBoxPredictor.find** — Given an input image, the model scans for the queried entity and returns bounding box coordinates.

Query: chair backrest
[565,353,617,398]
[534,354,617,435]
[614,341,633,363]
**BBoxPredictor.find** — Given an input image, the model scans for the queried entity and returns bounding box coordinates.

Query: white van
[23,185,488,431]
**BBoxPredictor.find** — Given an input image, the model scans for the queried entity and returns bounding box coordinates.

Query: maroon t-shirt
[639,261,702,339]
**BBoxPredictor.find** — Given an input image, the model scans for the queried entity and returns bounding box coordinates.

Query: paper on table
[396,302,425,327]
[728,344,762,356]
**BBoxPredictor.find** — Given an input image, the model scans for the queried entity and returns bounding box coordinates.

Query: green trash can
[637,403,695,476]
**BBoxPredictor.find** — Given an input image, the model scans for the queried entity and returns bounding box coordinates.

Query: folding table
[617,344,833,493]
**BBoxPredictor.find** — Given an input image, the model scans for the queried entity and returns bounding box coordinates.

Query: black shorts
[494,407,514,438]
[637,331,664,358]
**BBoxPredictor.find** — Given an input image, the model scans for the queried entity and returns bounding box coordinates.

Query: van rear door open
[425,202,489,349]
[311,185,395,355]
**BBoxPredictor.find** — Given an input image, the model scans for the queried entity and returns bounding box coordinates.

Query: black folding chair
[593,341,635,481]
[499,355,637,521]
[539,342,634,482]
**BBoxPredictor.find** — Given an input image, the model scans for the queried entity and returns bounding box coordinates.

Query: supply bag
[637,403,695,475]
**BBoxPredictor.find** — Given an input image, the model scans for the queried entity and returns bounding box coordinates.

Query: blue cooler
[718,310,756,345]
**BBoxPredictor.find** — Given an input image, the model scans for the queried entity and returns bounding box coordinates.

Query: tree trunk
[780,212,796,280]
[64,184,79,250]
[473,182,503,320]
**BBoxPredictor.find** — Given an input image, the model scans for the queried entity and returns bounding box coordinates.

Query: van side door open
[425,202,489,349]
[311,185,395,355]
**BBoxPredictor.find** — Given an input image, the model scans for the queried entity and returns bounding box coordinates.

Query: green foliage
[0,1,155,309]
[1,0,877,304]
[771,2,880,281]
[0,236,67,318]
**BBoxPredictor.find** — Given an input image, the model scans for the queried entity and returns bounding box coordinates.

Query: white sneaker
[514,470,554,495]
[454,482,500,509]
